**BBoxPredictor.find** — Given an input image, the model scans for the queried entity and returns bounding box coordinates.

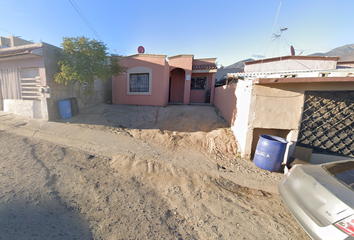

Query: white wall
[245,59,337,72]
[231,80,253,157]
[3,99,42,119]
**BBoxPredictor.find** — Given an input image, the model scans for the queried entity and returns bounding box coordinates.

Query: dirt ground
[0,104,309,239]
[71,104,239,159]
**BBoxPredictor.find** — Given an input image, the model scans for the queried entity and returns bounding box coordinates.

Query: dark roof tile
[192,64,217,70]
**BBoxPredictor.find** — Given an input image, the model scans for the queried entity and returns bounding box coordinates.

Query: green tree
[54,36,125,113]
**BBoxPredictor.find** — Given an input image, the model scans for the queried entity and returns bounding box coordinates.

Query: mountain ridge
[225,44,354,69]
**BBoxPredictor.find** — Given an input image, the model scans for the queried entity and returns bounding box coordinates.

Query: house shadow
[0,201,93,239]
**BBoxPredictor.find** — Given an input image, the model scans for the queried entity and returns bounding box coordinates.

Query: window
[191,76,207,90]
[126,66,152,95]
[281,74,297,78]
[129,73,149,92]
[319,73,330,77]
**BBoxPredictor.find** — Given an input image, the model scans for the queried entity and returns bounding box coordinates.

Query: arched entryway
[169,68,185,103]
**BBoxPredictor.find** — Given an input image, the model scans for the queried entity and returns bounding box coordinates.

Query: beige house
[0,39,111,120]
[214,55,354,164]
[0,36,33,48]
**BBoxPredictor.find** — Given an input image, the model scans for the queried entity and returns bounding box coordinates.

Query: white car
[278,160,354,240]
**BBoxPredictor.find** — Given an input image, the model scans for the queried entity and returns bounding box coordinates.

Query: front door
[169,68,185,103]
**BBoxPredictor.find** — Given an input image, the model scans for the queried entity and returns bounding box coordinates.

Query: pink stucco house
[112,54,217,106]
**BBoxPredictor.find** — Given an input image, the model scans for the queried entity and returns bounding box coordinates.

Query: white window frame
[126,66,152,95]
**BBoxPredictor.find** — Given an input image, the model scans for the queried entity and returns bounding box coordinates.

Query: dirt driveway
[63,104,280,192]
[67,104,238,159]
[0,104,309,239]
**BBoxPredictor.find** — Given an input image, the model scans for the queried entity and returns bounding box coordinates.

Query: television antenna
[272,27,287,56]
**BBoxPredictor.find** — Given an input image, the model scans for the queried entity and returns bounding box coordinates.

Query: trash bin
[58,99,72,119]
[68,97,79,116]
[205,90,211,103]
[254,135,288,172]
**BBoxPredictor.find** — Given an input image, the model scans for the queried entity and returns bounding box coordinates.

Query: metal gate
[297,91,354,157]
[0,67,41,101]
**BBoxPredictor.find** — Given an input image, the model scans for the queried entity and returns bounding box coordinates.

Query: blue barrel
[58,99,72,119]
[254,135,288,172]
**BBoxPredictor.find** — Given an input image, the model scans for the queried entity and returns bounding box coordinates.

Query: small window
[129,73,149,92]
[281,74,297,78]
[319,73,329,77]
[191,76,207,90]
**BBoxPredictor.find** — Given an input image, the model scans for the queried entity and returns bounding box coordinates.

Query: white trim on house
[227,68,354,79]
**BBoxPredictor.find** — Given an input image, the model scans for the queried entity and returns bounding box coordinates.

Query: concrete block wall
[42,43,77,120]
[42,43,112,120]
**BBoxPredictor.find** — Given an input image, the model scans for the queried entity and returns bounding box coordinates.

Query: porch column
[183,69,192,104]
[210,72,216,104]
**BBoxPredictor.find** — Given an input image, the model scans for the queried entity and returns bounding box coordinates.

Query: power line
[0,28,16,36]
[68,0,103,42]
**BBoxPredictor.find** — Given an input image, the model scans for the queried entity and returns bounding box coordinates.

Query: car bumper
[278,182,351,240]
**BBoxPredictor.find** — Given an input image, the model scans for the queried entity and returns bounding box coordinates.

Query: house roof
[192,64,217,70]
[194,58,217,61]
[167,54,194,59]
[0,43,44,60]
[0,43,43,56]
[253,76,354,85]
[244,55,340,65]
[119,53,167,59]
[227,68,354,79]
[338,60,354,64]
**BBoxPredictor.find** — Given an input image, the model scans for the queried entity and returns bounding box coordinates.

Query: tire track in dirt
[24,139,200,239]
[109,153,307,239]
[0,132,94,240]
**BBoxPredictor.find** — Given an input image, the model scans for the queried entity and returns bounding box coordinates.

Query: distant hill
[224,44,354,69]
[309,44,354,61]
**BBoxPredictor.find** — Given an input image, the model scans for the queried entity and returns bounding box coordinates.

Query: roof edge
[0,42,43,53]
[254,76,354,85]
[244,55,340,65]
[119,54,167,59]
[194,57,217,61]
[338,60,354,64]
[168,54,194,59]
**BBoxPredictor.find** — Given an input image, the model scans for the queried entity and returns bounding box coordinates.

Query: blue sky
[1,0,353,66]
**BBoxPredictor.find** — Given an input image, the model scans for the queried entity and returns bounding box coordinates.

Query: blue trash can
[254,135,288,172]
[58,99,72,119]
